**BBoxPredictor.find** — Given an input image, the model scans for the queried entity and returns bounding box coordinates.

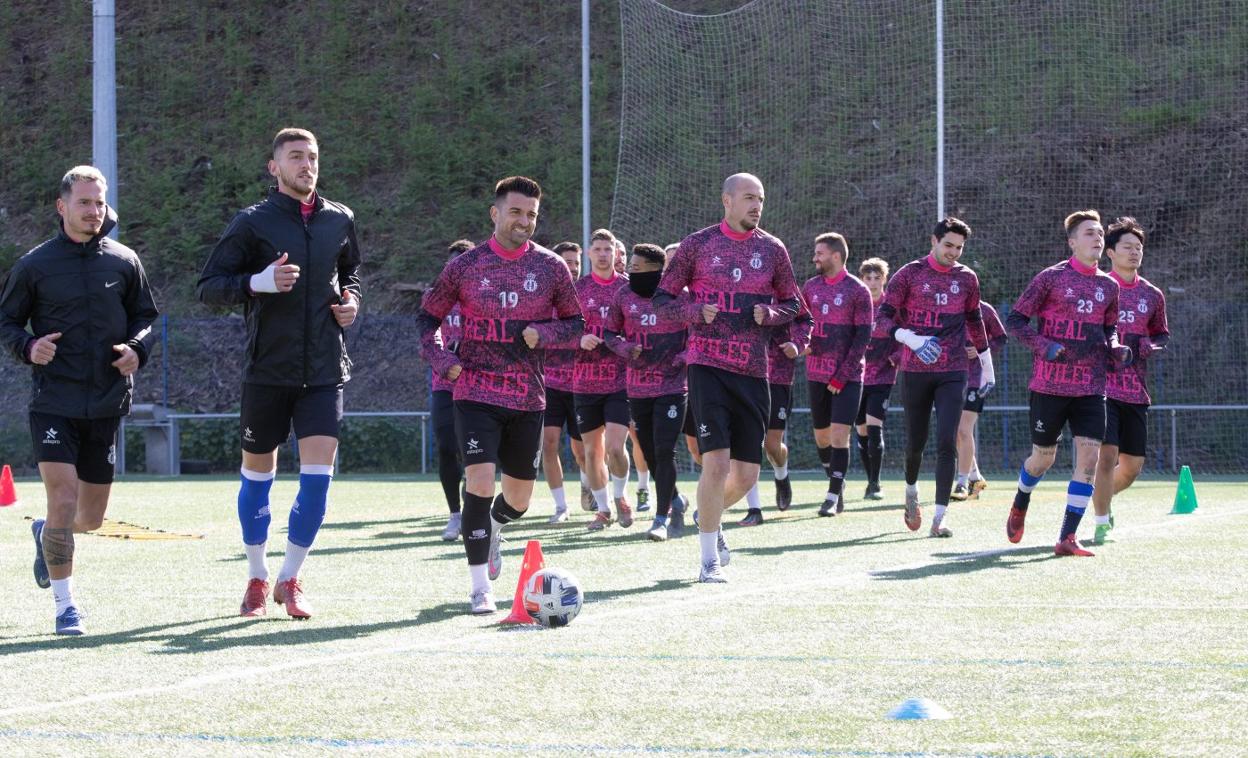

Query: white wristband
[249,264,279,294]
[895,328,927,351]
[979,350,996,386]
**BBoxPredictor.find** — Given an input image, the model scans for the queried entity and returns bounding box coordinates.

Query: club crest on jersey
[750,253,762,270]
[834,294,843,307]
[950,281,959,294]
[667,405,678,419]
[479,277,492,290]
[523,272,538,292]
[1095,288,1105,302]
[1137,301,1148,313]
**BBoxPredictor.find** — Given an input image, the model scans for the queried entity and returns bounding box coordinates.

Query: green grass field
[1,473,1244,757]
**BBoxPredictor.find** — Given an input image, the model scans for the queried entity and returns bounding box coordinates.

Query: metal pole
[935,0,945,220]
[581,0,592,270]
[93,0,118,238]
[1170,409,1177,473]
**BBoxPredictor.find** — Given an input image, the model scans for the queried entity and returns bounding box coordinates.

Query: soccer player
[541,241,590,523]
[1091,216,1168,544]
[738,304,811,525]
[0,166,159,635]
[667,242,703,471]
[871,217,992,538]
[951,302,1008,501]
[604,243,693,541]
[198,127,362,619]
[429,239,473,540]
[417,176,582,613]
[655,173,801,582]
[615,237,654,511]
[574,229,634,531]
[855,257,899,500]
[1004,209,1132,556]
[803,233,873,517]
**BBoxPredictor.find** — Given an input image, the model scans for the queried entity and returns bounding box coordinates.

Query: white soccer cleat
[547,508,569,524]
[698,561,728,583]
[469,589,496,615]
[646,519,668,542]
[441,512,462,541]
[487,524,505,581]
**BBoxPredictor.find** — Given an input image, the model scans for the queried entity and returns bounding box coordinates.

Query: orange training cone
[500,539,546,624]
[0,465,16,506]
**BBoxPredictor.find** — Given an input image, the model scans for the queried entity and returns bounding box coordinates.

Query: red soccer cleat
[1054,534,1095,557]
[273,577,313,619]
[1006,506,1027,544]
[240,578,269,617]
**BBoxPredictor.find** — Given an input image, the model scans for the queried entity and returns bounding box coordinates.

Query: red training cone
[500,539,546,624]
[0,464,16,506]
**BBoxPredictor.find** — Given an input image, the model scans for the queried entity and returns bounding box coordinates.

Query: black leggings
[431,390,462,513]
[899,371,966,506]
[629,394,686,517]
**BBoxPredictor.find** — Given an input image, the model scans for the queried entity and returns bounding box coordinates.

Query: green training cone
[1171,465,1198,514]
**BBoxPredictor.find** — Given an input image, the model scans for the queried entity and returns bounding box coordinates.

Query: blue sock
[1060,480,1094,539]
[238,468,275,545]
[1013,465,1043,511]
[288,465,332,548]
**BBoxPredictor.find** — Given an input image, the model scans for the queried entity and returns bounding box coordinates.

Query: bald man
[654,174,802,582]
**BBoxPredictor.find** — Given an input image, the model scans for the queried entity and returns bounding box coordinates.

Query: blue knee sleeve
[288,468,332,548]
[238,471,274,545]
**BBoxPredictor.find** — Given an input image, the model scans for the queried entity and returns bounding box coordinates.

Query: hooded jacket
[0,208,159,418]
[196,189,363,387]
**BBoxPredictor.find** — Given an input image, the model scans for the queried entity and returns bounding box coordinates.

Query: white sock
[51,577,75,615]
[956,473,969,487]
[970,463,982,481]
[1095,514,1111,525]
[773,463,788,480]
[698,530,719,565]
[277,541,310,582]
[593,487,610,513]
[934,504,948,524]
[611,473,627,500]
[245,543,269,581]
[906,483,919,497]
[469,563,490,593]
[637,471,650,491]
[551,487,567,512]
[580,471,590,490]
[746,482,761,510]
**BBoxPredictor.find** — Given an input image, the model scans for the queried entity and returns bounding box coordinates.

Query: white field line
[0,503,1242,719]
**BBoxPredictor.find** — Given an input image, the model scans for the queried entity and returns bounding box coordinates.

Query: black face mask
[628,270,662,298]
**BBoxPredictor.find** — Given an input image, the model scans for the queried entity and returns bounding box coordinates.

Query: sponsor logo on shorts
[698,423,709,438]
[242,426,255,443]
[968,391,977,402]
[466,436,481,454]
[105,280,120,289]
[43,428,60,445]
[1034,419,1045,433]
[667,405,678,419]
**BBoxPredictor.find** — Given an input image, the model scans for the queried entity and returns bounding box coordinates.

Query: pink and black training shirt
[430,304,462,394]
[1005,256,1121,398]
[572,272,630,396]
[656,221,801,380]
[419,237,583,412]
[803,269,874,390]
[1104,271,1168,406]
[872,254,989,373]
[604,288,696,399]
[863,295,902,386]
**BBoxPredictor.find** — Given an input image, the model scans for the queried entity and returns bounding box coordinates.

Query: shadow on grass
[0,615,240,655]
[733,531,916,558]
[869,545,1055,581]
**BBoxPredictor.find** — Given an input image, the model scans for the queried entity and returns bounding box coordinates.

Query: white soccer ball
[523,567,584,628]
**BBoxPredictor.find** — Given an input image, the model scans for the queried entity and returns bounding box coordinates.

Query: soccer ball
[523,567,584,628]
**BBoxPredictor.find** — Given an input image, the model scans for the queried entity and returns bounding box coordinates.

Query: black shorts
[454,400,543,480]
[1029,392,1106,447]
[855,384,893,426]
[574,390,630,433]
[431,389,458,455]
[809,380,863,429]
[682,403,697,438]
[1104,398,1148,457]
[768,383,792,431]
[29,412,120,485]
[687,364,769,463]
[963,387,985,414]
[240,383,344,454]
[543,387,582,441]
